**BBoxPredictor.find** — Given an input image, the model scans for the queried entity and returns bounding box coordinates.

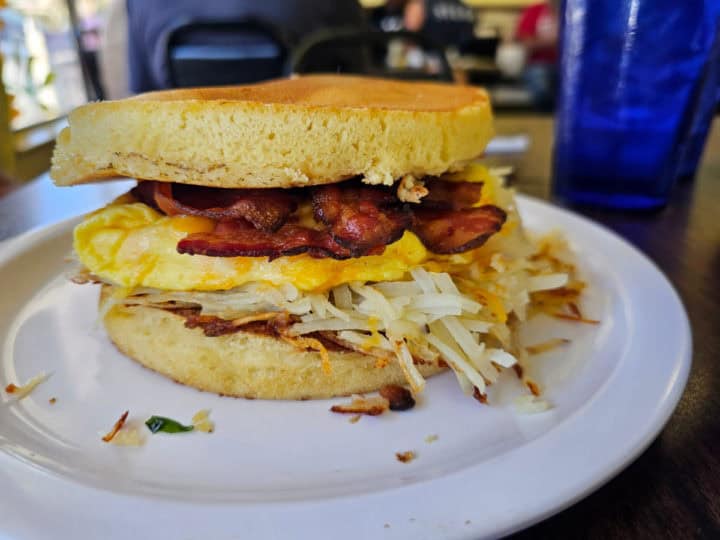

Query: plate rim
[0,194,692,539]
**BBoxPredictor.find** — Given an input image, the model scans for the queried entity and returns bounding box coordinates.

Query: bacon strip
[177,219,354,260]
[312,182,412,255]
[183,311,294,337]
[411,205,506,254]
[379,384,416,411]
[134,181,297,232]
[135,178,507,260]
[421,179,484,210]
[168,308,350,353]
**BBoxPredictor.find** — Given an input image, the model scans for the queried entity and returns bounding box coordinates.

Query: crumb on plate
[395,450,416,463]
[4,373,51,400]
[102,410,129,443]
[330,395,389,416]
[192,409,215,433]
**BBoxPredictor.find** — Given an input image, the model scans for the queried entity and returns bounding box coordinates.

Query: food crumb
[375,357,391,369]
[379,384,415,411]
[49,397,57,405]
[424,434,438,444]
[525,338,571,355]
[526,379,541,396]
[192,409,215,433]
[102,410,129,443]
[395,450,416,463]
[514,394,551,414]
[331,395,389,416]
[349,414,361,424]
[110,426,145,447]
[4,373,51,400]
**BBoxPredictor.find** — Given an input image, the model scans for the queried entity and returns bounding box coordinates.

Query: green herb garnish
[145,416,194,434]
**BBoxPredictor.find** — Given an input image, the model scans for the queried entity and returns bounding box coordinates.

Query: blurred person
[126,0,366,93]
[403,0,475,47]
[375,0,475,44]
[515,0,558,110]
[382,0,473,73]
[403,0,424,32]
[369,0,411,32]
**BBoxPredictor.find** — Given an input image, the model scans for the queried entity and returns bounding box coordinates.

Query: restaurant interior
[0,0,566,186]
[0,1,718,538]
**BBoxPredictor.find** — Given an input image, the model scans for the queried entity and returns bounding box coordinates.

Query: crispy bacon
[472,386,488,404]
[411,205,506,254]
[177,219,354,260]
[330,396,390,416]
[183,311,294,337]
[130,180,157,207]
[379,384,416,411]
[312,182,412,255]
[135,177,507,260]
[421,179,484,210]
[168,308,349,353]
[134,181,297,232]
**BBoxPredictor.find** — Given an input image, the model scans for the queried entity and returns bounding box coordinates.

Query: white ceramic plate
[0,196,691,540]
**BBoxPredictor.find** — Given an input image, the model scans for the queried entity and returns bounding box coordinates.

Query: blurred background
[0,0,564,189]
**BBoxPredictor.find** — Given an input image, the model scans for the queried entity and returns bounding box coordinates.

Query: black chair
[166,19,288,88]
[458,37,500,59]
[288,29,454,82]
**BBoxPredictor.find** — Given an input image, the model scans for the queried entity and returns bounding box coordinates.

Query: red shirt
[516,3,559,64]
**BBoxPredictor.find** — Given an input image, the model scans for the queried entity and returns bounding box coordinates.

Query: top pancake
[135,75,486,111]
[51,75,494,189]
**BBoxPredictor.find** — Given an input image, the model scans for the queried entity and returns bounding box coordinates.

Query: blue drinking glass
[552,0,720,210]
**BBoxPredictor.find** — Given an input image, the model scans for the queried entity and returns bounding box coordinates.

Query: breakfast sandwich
[52,75,581,402]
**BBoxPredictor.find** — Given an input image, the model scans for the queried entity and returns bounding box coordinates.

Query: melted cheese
[74,202,429,292]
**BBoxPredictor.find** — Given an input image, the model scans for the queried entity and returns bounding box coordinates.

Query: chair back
[289,29,454,82]
[167,19,288,87]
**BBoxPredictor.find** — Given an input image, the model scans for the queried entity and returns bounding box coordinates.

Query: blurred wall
[99,0,129,99]
[0,55,14,178]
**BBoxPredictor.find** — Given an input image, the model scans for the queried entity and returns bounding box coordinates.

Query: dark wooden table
[1,116,718,538]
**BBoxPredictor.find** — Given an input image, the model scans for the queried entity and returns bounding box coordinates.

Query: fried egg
[74,202,429,292]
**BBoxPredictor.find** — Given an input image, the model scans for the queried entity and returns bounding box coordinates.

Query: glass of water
[552,0,720,210]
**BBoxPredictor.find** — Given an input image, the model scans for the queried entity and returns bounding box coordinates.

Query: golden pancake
[51,75,493,188]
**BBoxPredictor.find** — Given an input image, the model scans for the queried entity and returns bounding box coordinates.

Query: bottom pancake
[100,285,446,400]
